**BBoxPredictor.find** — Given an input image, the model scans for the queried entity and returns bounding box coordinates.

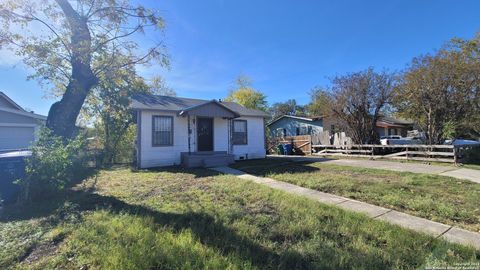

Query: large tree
[0,0,168,138]
[395,35,480,143]
[331,68,396,144]
[269,99,304,120]
[306,86,333,116]
[225,75,268,111]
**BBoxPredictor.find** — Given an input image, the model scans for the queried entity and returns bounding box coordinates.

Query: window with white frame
[233,120,247,145]
[152,116,173,146]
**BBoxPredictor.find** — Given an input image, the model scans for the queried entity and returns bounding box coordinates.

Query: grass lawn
[232,158,480,232]
[0,167,478,269]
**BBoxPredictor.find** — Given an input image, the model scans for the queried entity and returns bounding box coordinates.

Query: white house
[0,92,46,151]
[131,94,269,168]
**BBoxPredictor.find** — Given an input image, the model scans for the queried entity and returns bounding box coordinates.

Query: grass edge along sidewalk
[211,166,480,250]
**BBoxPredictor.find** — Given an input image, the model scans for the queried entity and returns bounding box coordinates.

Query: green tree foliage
[306,87,333,116]
[83,56,175,165]
[268,99,305,120]
[16,128,88,201]
[331,68,396,144]
[395,34,480,144]
[0,0,168,138]
[225,75,268,111]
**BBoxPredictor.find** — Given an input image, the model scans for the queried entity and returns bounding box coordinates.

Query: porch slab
[181,152,234,168]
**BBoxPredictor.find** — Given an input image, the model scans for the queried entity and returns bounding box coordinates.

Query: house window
[296,126,310,135]
[275,128,286,137]
[152,116,173,146]
[233,120,247,145]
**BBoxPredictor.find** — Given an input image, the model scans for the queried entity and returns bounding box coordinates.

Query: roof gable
[267,115,322,126]
[179,100,239,118]
[131,94,269,117]
[0,92,25,111]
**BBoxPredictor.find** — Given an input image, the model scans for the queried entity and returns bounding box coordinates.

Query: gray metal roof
[131,94,269,117]
[378,116,414,125]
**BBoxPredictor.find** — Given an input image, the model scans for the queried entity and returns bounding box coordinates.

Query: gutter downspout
[188,114,191,155]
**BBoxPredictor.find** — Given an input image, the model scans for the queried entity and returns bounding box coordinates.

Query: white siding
[232,116,266,160]
[139,111,189,168]
[139,111,266,168]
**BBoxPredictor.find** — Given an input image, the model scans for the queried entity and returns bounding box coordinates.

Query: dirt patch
[21,240,60,265]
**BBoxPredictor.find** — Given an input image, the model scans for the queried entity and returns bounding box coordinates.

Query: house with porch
[131,94,269,168]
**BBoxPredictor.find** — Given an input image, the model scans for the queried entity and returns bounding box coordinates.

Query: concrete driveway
[269,155,480,184]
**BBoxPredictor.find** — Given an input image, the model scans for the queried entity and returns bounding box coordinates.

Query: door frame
[196,117,214,152]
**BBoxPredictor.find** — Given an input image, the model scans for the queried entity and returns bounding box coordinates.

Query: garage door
[0,126,35,150]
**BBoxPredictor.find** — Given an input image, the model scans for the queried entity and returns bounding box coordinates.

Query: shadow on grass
[131,165,224,179]
[0,168,315,269]
[234,160,322,177]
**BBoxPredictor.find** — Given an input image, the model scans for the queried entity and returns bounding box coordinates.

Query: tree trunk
[46,0,97,138]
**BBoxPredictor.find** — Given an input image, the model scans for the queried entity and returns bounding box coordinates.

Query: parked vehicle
[444,139,480,146]
[380,135,422,145]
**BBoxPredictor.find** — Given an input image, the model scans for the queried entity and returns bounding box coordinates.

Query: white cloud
[0,49,23,67]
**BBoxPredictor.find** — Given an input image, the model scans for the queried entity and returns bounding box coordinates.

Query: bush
[463,146,480,164]
[16,128,89,202]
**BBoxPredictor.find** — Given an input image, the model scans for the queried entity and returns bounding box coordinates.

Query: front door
[197,117,214,151]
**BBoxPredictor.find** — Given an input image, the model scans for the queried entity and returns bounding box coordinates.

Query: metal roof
[267,115,323,126]
[131,94,269,117]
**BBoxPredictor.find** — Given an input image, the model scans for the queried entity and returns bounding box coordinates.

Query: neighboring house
[268,114,414,139]
[0,92,46,151]
[267,115,337,137]
[375,116,414,137]
[131,94,269,168]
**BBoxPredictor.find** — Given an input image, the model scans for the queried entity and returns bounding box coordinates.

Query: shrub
[463,146,480,164]
[16,128,89,202]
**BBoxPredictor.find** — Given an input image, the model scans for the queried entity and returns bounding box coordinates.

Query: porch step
[180,152,235,168]
[202,155,235,168]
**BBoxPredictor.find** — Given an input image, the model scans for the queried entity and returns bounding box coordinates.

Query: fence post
[453,146,458,165]
[406,146,409,161]
[309,135,312,155]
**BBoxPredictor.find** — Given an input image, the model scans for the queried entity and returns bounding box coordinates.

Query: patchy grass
[0,167,478,269]
[463,164,480,170]
[232,159,480,232]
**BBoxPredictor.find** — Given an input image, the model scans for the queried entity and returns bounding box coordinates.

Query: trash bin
[283,144,293,155]
[277,144,284,155]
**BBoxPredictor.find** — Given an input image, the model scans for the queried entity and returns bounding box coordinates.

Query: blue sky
[0,0,479,115]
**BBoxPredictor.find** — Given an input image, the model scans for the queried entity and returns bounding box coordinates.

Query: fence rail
[268,134,478,164]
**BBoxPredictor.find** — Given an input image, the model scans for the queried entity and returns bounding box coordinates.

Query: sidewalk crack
[372,209,393,219]
[435,226,453,239]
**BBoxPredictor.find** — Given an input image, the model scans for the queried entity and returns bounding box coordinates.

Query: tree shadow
[0,165,407,269]
[130,165,223,178]
[235,160,322,177]
[0,172,314,269]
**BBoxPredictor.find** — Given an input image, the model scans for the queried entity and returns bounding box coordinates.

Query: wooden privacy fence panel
[312,144,474,164]
[268,135,312,155]
[269,131,478,163]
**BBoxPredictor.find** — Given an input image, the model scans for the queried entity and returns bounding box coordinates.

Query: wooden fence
[268,135,312,155]
[268,133,479,164]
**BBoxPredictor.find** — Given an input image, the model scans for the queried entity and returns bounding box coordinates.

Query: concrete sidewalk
[269,155,480,184]
[212,166,480,250]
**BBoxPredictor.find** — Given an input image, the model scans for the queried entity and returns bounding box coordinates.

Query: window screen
[152,116,173,146]
[233,120,247,145]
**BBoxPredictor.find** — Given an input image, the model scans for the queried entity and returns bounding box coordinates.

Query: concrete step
[202,155,235,168]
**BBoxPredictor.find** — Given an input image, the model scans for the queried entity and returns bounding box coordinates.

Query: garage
[0,126,35,150]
